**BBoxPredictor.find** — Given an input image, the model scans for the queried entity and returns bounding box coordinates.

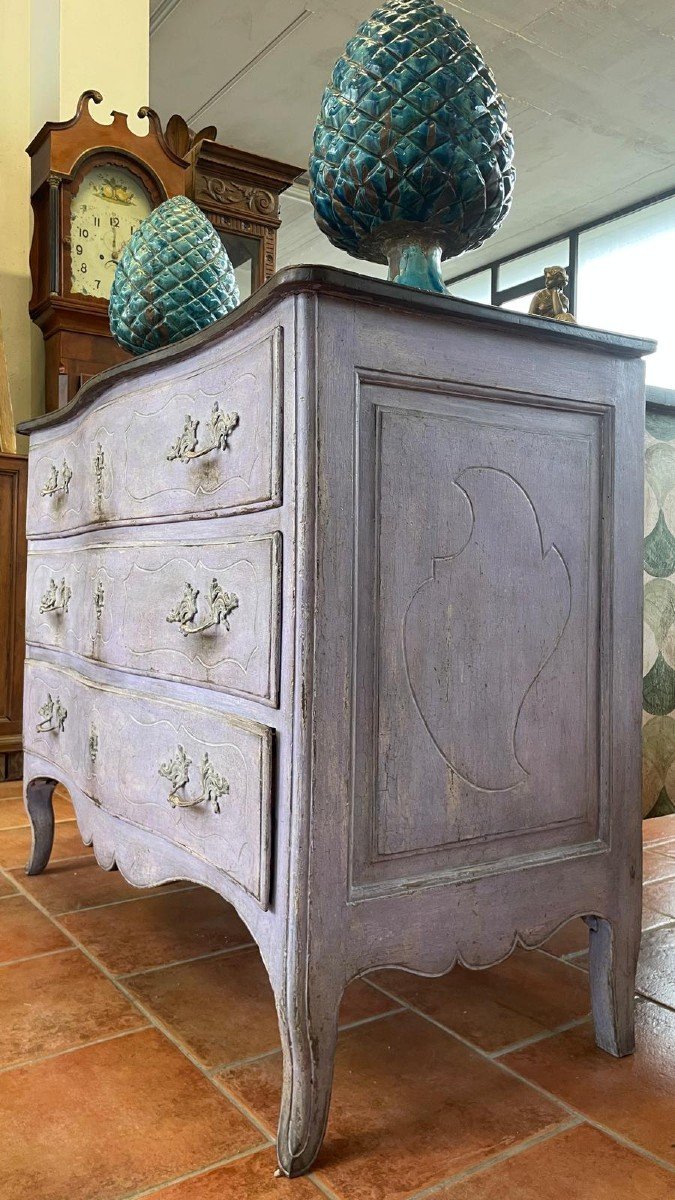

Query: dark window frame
[446,187,675,316]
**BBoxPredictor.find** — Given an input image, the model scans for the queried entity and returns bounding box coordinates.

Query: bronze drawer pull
[93,444,105,504]
[158,745,228,813]
[166,577,238,637]
[41,458,73,497]
[94,580,105,621]
[166,402,239,462]
[36,694,67,733]
[39,577,72,614]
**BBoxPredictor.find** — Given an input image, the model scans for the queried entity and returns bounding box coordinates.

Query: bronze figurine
[529,266,577,324]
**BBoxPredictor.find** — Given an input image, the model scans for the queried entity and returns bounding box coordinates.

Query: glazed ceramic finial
[309,0,515,294]
[109,196,239,355]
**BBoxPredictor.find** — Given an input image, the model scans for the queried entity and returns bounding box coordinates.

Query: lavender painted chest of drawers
[19,267,653,1176]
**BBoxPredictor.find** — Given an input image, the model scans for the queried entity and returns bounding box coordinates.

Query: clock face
[69,163,153,299]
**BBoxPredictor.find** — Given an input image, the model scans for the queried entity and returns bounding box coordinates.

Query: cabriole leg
[25,777,57,875]
[275,971,342,1177]
[586,914,640,1057]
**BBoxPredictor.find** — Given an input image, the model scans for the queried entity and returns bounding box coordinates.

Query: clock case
[184,139,302,299]
[27,90,188,412]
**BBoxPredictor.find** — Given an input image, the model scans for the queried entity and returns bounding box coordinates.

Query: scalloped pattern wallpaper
[643,407,675,818]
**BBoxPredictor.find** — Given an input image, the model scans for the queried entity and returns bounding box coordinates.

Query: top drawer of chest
[27,326,283,538]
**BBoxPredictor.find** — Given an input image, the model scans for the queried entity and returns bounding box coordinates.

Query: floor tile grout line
[490,1015,591,1058]
[0,1023,149,1077]
[206,1006,406,1077]
[535,945,588,965]
[576,1119,675,1176]
[0,944,77,970]
[537,951,589,977]
[405,1116,584,1200]
[635,989,675,1015]
[365,976,590,1060]
[207,1045,282,1076]
[365,980,675,1176]
[4,851,96,871]
[307,1166,343,1195]
[0,818,77,833]
[210,1072,280,1146]
[5,851,675,1184]
[4,866,276,1145]
[117,1141,274,1200]
[305,1171,344,1200]
[52,883,200,916]
[118,940,257,979]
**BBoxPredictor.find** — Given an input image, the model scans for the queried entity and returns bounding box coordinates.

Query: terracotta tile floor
[1,779,674,1199]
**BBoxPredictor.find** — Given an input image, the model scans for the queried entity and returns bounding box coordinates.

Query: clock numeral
[93,216,100,227]
[75,245,83,256]
[80,263,87,274]
[94,280,101,290]
[110,216,120,228]
[78,227,89,238]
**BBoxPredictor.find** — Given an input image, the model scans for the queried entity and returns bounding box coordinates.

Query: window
[577,197,675,386]
[497,239,569,293]
[449,269,491,304]
[444,191,675,389]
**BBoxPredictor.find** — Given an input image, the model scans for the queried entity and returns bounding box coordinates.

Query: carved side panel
[350,381,609,892]
[23,659,273,906]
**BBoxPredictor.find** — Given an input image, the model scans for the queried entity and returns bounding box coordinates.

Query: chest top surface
[17,266,655,441]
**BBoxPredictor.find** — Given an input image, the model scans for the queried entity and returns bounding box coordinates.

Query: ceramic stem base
[385,236,449,295]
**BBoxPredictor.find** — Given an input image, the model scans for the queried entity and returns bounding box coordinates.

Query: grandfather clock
[27,90,188,411]
[185,139,302,300]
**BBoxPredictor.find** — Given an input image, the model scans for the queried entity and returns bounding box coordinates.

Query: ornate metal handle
[41,458,73,497]
[166,577,238,637]
[93,444,105,504]
[167,402,239,462]
[36,694,67,733]
[94,580,105,621]
[158,745,228,812]
[39,577,71,614]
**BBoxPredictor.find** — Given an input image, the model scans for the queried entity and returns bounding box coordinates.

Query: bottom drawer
[24,659,273,907]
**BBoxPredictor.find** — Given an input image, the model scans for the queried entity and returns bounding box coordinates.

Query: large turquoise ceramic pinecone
[309,0,515,266]
[109,196,239,356]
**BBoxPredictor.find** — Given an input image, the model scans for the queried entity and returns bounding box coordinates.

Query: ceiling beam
[150,0,184,37]
[189,8,314,124]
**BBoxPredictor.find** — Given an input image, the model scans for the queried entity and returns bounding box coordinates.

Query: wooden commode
[18,267,652,1176]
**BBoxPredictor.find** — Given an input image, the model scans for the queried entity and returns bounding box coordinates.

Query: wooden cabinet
[18,267,652,1175]
[0,453,27,779]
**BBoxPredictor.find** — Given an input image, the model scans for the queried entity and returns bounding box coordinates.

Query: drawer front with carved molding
[26,531,281,705]
[27,326,283,537]
[24,659,273,906]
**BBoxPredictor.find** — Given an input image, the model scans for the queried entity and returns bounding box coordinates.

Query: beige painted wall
[0,0,149,449]
[0,0,42,447]
[33,0,150,134]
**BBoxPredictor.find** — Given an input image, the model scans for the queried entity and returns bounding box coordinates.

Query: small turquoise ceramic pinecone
[109,195,240,356]
[309,0,515,294]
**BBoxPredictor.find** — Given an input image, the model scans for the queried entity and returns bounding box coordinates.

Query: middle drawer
[26,530,281,706]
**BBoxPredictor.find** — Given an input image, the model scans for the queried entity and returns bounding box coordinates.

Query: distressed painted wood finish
[26,529,281,705]
[26,324,283,539]
[24,658,273,905]
[19,268,652,1177]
